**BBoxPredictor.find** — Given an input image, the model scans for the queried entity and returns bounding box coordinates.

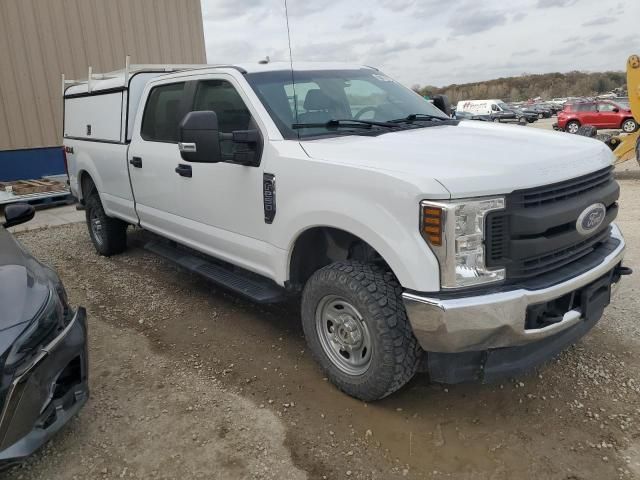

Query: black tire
[85,193,127,256]
[518,117,527,125]
[301,261,422,401]
[621,118,638,133]
[565,120,580,134]
[492,117,500,122]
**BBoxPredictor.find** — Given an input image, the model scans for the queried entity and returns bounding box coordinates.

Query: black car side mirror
[431,94,452,117]
[612,107,619,113]
[3,203,35,228]
[179,111,222,163]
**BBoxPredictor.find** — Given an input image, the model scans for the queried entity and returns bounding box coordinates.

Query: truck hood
[300,121,614,198]
[0,228,51,331]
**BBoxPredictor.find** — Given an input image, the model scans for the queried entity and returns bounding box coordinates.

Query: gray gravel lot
[4,180,640,480]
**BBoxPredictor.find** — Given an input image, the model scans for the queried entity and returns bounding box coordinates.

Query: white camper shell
[63,63,209,143]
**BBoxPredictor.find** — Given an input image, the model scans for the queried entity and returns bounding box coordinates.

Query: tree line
[415,71,627,103]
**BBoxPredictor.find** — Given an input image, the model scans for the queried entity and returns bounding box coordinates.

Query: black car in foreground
[0,204,88,468]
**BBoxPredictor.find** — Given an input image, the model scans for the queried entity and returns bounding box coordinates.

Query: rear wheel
[85,193,128,256]
[301,261,421,401]
[622,118,638,133]
[492,117,500,122]
[565,120,580,134]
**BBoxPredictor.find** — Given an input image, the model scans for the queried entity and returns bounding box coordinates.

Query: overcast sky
[201,0,640,87]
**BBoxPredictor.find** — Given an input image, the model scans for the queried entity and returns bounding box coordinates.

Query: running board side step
[145,240,288,304]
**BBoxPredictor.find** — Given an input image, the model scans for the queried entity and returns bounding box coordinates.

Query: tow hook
[613,265,633,283]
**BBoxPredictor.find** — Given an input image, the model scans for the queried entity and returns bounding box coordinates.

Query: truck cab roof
[64,62,373,96]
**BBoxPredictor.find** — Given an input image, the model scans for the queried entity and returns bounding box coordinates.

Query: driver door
[171,75,271,274]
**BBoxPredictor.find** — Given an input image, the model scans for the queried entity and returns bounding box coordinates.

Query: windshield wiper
[292,119,397,130]
[390,113,449,124]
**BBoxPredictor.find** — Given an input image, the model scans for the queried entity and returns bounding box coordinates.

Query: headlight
[420,197,505,289]
[4,289,65,375]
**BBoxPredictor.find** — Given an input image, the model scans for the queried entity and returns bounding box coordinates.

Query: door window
[597,103,616,112]
[192,80,253,133]
[141,82,186,142]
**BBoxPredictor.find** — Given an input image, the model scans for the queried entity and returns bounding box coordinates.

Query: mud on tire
[85,193,128,256]
[301,261,422,401]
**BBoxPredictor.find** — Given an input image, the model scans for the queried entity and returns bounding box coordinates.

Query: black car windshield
[245,69,449,139]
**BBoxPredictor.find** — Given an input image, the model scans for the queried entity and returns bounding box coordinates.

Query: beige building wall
[0,0,206,150]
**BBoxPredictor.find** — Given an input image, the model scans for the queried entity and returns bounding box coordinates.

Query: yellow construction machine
[612,55,640,164]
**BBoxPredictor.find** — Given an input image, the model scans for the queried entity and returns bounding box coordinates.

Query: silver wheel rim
[315,295,372,376]
[623,121,636,133]
[567,123,579,133]
[89,208,105,247]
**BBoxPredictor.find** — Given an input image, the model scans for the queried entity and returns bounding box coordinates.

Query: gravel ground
[4,180,640,479]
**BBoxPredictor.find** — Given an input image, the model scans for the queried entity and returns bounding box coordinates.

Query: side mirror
[3,203,35,228]
[612,107,619,113]
[179,111,222,163]
[431,94,451,117]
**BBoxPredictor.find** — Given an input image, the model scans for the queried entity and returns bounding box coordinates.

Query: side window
[141,82,186,142]
[598,103,615,112]
[192,80,253,133]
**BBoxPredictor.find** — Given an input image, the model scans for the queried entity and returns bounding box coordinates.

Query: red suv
[557,101,638,134]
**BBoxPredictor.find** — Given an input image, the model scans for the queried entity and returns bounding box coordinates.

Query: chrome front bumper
[402,224,626,353]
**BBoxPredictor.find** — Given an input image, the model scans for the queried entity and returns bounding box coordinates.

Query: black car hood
[0,228,51,331]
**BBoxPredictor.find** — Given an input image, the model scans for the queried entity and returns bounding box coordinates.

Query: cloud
[368,40,413,57]
[551,43,587,55]
[414,38,440,49]
[512,12,527,22]
[588,33,612,44]
[342,13,375,29]
[513,48,537,56]
[423,52,463,63]
[536,0,576,7]
[202,0,265,20]
[448,8,507,35]
[582,17,616,26]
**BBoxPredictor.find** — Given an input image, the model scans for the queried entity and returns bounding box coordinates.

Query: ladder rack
[62,55,212,96]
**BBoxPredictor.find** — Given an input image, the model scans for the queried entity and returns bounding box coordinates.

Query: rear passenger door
[579,103,599,127]
[128,80,189,237]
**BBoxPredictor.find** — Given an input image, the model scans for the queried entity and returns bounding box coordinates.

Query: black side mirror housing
[612,107,619,113]
[179,111,222,163]
[431,94,452,117]
[3,203,35,228]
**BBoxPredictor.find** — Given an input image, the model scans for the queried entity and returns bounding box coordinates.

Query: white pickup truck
[64,62,629,400]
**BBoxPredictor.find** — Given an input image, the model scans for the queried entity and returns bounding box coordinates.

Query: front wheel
[621,118,638,133]
[85,193,128,256]
[301,261,422,401]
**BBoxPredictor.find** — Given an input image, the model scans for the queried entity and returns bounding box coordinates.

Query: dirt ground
[4,180,640,480]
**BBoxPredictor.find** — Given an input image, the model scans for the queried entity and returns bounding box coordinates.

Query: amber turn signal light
[422,206,443,246]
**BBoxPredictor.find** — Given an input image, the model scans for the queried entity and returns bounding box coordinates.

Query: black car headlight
[4,288,66,375]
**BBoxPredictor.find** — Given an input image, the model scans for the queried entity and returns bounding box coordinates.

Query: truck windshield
[245,69,449,139]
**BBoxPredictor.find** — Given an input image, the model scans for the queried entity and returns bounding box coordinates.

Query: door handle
[130,156,142,168]
[175,164,192,177]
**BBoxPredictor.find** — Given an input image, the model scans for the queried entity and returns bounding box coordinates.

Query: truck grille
[510,166,614,208]
[486,167,619,285]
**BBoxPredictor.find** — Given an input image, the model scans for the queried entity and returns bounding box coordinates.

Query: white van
[456,99,510,115]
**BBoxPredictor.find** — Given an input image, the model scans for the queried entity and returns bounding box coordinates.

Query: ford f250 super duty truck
[63,61,629,401]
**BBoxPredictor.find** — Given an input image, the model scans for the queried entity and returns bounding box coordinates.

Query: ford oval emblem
[576,203,606,236]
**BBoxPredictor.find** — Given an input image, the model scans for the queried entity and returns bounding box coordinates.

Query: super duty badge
[263,173,276,224]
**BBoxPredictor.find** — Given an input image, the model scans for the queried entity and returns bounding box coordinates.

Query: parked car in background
[511,107,538,123]
[453,110,491,121]
[557,101,638,134]
[0,204,88,467]
[457,99,529,124]
[521,104,552,119]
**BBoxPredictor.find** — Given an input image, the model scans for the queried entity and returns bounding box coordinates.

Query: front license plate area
[580,274,612,320]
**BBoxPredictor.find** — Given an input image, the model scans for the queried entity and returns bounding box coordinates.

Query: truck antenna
[284,0,299,138]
